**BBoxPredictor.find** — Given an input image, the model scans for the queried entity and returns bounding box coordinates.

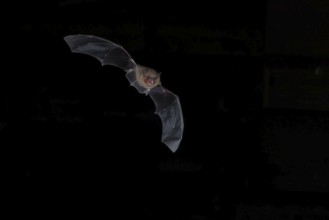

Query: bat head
[136,64,161,90]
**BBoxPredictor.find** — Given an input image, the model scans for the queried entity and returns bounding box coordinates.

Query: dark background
[3,0,329,219]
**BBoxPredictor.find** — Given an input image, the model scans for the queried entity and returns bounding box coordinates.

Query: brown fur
[135,64,161,90]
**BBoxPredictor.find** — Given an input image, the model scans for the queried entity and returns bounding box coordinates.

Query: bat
[63,34,184,153]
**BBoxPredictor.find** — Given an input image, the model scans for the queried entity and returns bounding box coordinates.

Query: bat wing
[64,34,149,94]
[63,34,136,71]
[148,86,184,153]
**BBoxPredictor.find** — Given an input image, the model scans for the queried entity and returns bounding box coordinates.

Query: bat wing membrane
[149,86,184,152]
[64,34,136,71]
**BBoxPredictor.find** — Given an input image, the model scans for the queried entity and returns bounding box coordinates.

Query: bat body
[64,34,184,152]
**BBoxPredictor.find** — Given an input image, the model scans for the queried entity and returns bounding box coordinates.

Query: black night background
[3,0,329,219]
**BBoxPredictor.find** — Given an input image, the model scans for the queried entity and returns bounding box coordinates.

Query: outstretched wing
[148,86,184,152]
[64,34,136,71]
[64,34,149,94]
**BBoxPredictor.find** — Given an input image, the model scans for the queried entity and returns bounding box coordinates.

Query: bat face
[136,65,161,90]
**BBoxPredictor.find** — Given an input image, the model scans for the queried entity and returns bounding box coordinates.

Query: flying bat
[63,34,184,152]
